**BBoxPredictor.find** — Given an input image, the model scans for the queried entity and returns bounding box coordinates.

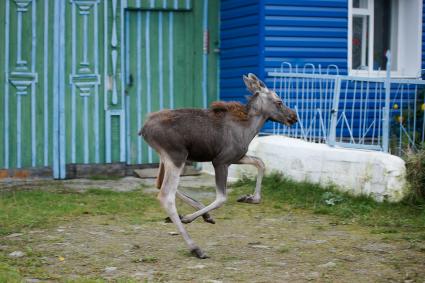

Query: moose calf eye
[276,101,283,107]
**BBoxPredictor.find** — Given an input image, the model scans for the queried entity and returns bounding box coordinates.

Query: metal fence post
[327,76,341,146]
[382,50,391,153]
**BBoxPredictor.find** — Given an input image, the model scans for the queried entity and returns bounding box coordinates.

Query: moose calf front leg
[235,155,265,204]
[176,191,216,224]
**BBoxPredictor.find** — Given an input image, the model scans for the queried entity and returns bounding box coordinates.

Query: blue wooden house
[220,0,424,99]
[1,0,423,178]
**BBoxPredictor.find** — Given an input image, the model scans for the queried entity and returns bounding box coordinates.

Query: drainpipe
[382,50,391,153]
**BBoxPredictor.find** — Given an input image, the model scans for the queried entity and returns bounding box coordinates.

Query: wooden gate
[0,0,219,179]
[124,1,219,165]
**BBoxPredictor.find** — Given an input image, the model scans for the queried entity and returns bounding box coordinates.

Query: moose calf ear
[248,73,267,90]
[248,73,258,81]
[258,80,266,88]
[243,75,254,92]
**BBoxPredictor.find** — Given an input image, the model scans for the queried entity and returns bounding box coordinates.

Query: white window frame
[348,0,423,78]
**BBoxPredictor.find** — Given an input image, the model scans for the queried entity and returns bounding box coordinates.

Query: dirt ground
[2,175,425,282]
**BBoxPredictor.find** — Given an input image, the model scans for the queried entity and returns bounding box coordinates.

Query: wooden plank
[66,163,126,179]
[173,11,186,109]
[111,115,121,162]
[192,0,202,108]
[0,0,4,169]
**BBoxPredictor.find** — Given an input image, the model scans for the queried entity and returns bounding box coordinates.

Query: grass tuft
[0,263,22,283]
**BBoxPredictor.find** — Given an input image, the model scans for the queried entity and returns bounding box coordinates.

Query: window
[348,0,422,77]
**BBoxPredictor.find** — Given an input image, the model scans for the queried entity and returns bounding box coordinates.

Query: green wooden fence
[0,0,219,178]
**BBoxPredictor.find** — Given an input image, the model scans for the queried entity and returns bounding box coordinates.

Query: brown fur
[210,101,249,121]
[153,109,175,123]
[138,110,174,135]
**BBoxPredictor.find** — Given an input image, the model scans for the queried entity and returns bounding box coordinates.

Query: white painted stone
[250,244,270,249]
[7,233,23,238]
[9,251,25,258]
[201,136,407,202]
[104,267,117,273]
[188,264,206,269]
[318,261,337,268]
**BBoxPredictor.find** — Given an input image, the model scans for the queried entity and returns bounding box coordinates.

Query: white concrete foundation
[201,136,407,202]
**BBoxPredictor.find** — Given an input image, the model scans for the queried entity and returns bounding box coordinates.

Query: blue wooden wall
[220,0,349,101]
[220,0,261,102]
[220,0,349,133]
[262,0,348,77]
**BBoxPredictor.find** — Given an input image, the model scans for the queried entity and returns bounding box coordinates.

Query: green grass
[0,188,161,281]
[1,175,424,281]
[87,175,125,181]
[232,173,425,233]
[0,188,158,236]
[1,174,424,238]
[4,174,422,239]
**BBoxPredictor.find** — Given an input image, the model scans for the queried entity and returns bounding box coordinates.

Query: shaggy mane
[210,101,249,121]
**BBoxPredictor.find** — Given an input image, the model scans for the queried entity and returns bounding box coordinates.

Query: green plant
[405,149,425,202]
[389,88,425,156]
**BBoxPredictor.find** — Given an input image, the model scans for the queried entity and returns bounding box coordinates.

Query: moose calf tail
[156,160,165,189]
[138,127,144,136]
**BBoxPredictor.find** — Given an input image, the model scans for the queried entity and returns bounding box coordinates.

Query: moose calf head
[243,73,297,126]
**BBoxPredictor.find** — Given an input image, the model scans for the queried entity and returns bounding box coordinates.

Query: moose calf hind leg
[158,158,208,259]
[158,160,215,224]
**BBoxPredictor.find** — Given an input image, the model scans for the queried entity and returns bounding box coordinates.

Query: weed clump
[405,149,425,203]
[232,173,425,231]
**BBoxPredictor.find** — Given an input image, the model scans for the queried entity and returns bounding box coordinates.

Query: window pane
[352,15,369,70]
[353,0,368,8]
[373,0,392,70]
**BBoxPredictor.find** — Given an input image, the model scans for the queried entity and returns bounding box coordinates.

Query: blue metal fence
[267,53,425,156]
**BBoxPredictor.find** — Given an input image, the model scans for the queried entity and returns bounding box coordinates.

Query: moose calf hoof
[191,247,209,259]
[237,194,260,204]
[180,214,215,224]
[164,214,184,223]
[181,216,192,224]
[202,213,216,224]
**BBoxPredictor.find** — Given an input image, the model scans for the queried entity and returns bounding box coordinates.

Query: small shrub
[277,245,290,254]
[141,256,158,263]
[405,149,425,202]
[321,191,344,206]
